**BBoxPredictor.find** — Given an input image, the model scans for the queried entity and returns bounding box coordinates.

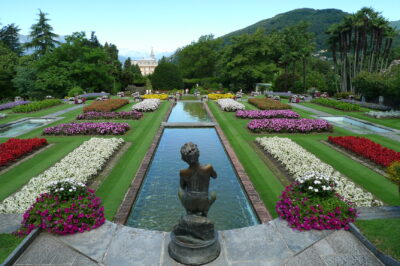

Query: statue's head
[181,142,199,165]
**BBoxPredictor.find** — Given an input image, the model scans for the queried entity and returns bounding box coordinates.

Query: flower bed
[328,136,400,167]
[311,98,361,111]
[216,98,245,112]
[43,122,130,135]
[248,98,291,110]
[141,94,168,100]
[15,180,105,236]
[79,92,109,100]
[12,99,62,113]
[341,99,391,111]
[0,137,124,213]
[0,138,48,167]
[208,93,234,100]
[0,101,31,111]
[276,181,357,231]
[256,136,382,206]
[76,111,143,120]
[236,110,300,119]
[365,110,400,119]
[132,99,161,112]
[248,118,332,133]
[83,99,129,113]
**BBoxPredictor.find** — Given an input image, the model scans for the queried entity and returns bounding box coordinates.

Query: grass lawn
[300,102,400,130]
[208,100,399,215]
[0,103,74,124]
[0,234,23,264]
[0,101,171,221]
[355,218,400,260]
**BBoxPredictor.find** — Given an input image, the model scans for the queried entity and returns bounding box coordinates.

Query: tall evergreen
[0,23,21,55]
[25,10,59,56]
[89,31,100,48]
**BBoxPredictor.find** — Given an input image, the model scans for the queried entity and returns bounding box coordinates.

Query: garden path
[13,218,382,265]
[43,104,84,118]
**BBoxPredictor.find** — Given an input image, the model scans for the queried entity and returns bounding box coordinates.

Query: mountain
[221,8,349,50]
[391,20,400,30]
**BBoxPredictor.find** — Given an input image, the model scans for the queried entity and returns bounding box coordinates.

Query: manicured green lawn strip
[300,102,400,130]
[292,136,399,205]
[0,234,23,264]
[208,101,283,218]
[0,141,82,201]
[0,103,74,124]
[355,218,400,260]
[115,101,135,112]
[96,102,171,220]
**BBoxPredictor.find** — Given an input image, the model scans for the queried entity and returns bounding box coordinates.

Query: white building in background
[132,48,158,76]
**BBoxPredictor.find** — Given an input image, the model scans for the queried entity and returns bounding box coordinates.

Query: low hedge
[12,99,62,113]
[83,99,129,113]
[311,98,361,111]
[248,98,291,110]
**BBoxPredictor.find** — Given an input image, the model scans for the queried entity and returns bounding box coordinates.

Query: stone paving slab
[43,104,84,118]
[357,206,400,220]
[12,219,383,266]
[0,213,22,233]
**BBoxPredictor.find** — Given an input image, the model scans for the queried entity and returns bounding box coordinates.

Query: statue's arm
[179,170,187,189]
[209,166,217,179]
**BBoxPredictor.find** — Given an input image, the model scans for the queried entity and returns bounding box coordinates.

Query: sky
[1,0,399,58]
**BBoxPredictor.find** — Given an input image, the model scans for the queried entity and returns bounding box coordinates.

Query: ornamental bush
[15,180,105,236]
[83,99,129,113]
[311,98,360,111]
[248,98,291,110]
[276,182,357,231]
[387,161,400,187]
[12,99,62,113]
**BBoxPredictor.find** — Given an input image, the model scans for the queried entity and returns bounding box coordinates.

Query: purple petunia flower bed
[43,122,130,135]
[236,110,300,119]
[248,118,332,133]
[76,111,143,120]
[0,101,31,111]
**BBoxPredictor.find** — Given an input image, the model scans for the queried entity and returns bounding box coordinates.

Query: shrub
[68,86,84,97]
[387,161,400,187]
[311,98,360,111]
[248,98,291,110]
[15,180,105,236]
[334,92,354,99]
[12,99,62,113]
[83,99,129,113]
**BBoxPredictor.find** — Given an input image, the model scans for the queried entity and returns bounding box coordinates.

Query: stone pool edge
[203,101,272,223]
[114,101,175,224]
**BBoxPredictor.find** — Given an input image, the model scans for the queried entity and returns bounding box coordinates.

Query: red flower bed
[83,99,129,113]
[328,136,400,167]
[0,138,48,167]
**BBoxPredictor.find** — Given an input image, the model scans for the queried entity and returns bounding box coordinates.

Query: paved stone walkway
[13,219,382,265]
[357,206,400,220]
[0,214,22,234]
[290,103,332,116]
[43,104,84,118]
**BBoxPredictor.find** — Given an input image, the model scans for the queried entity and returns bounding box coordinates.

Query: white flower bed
[365,110,400,119]
[0,137,124,213]
[256,136,382,207]
[132,99,161,112]
[217,98,245,112]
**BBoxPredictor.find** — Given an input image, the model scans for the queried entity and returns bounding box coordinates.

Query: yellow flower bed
[208,93,234,100]
[141,94,169,100]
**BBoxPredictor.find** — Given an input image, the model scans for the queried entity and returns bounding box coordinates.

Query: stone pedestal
[168,215,220,265]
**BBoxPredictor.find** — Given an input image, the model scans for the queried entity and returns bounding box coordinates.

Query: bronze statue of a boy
[178,142,217,216]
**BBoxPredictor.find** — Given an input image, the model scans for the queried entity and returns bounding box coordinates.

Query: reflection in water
[167,101,211,123]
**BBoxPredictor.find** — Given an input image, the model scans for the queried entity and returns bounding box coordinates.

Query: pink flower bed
[43,122,130,135]
[276,183,357,231]
[236,110,300,119]
[248,118,332,133]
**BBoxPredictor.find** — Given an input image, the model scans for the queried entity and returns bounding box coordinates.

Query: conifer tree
[0,23,21,55]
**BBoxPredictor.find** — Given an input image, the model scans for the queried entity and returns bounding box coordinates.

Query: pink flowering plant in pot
[276,172,358,231]
[15,180,105,236]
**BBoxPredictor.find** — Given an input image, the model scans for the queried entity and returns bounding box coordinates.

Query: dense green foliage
[120,57,144,89]
[12,99,62,113]
[0,43,18,99]
[0,23,21,55]
[311,98,361,111]
[151,59,183,90]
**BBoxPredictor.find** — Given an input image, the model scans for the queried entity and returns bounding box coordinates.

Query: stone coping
[203,102,272,223]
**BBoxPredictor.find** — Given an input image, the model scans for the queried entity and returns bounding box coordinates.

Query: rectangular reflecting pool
[320,116,392,133]
[126,128,259,231]
[167,101,211,123]
[0,118,56,137]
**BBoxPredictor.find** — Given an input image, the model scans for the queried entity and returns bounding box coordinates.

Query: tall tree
[89,31,100,48]
[151,60,183,90]
[25,10,59,56]
[0,23,21,55]
[0,43,18,99]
